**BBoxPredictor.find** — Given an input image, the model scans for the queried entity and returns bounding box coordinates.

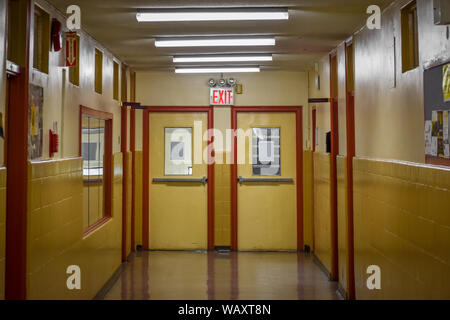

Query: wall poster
[29,84,44,160]
[424,61,450,164]
[164,127,193,176]
[443,63,450,102]
[252,128,281,176]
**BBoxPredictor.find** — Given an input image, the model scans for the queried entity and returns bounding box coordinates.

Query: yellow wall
[214,152,231,246]
[134,151,143,247]
[336,156,348,294]
[26,155,122,299]
[125,151,132,255]
[313,152,332,274]
[302,151,314,250]
[336,44,347,156]
[0,168,6,299]
[31,0,129,160]
[354,157,450,299]
[353,0,450,162]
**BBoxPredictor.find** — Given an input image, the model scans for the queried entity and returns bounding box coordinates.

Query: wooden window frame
[401,0,419,73]
[79,105,113,237]
[32,4,50,74]
[94,48,103,94]
[113,61,119,100]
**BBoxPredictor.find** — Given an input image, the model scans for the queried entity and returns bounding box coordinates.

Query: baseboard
[312,254,332,280]
[337,282,348,300]
[93,263,126,300]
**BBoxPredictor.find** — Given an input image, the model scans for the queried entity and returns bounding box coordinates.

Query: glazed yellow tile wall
[313,152,332,274]
[125,152,132,255]
[336,156,348,295]
[0,168,6,300]
[354,157,450,299]
[214,151,231,247]
[26,155,123,299]
[134,151,143,247]
[303,151,314,251]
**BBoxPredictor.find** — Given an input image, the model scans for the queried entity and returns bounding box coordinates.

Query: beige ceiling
[47,0,394,72]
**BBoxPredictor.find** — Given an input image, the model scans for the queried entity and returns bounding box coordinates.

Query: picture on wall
[252,127,281,176]
[28,84,44,160]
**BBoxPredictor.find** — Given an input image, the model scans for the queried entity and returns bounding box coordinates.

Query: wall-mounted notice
[424,61,450,165]
[444,111,449,158]
[444,64,450,102]
[29,84,44,160]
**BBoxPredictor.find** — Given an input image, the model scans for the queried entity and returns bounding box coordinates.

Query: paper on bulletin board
[431,111,438,156]
[444,64,450,102]
[444,111,449,158]
[425,120,432,156]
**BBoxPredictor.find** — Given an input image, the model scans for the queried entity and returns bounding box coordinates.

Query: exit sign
[210,87,234,106]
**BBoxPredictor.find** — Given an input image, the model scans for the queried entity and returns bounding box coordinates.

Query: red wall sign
[65,32,78,67]
[210,87,234,106]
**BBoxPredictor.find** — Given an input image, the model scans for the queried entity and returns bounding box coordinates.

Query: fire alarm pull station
[49,130,59,158]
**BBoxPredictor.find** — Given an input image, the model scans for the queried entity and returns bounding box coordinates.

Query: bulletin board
[424,61,450,166]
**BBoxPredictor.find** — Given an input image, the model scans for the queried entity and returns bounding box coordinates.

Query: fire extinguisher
[49,130,59,158]
[51,18,62,52]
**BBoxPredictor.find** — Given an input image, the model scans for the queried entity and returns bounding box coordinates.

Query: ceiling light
[175,67,260,74]
[173,55,273,63]
[155,38,275,48]
[136,9,288,22]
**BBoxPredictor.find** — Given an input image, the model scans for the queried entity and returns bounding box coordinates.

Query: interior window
[82,114,106,228]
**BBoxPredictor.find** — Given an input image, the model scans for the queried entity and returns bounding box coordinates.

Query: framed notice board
[424,61,450,166]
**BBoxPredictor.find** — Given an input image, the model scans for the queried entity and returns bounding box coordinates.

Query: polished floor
[103,251,342,300]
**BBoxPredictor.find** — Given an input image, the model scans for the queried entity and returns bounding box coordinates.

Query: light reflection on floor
[103,251,342,300]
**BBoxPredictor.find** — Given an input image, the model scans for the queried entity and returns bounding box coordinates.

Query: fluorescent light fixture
[175,67,260,74]
[137,9,288,22]
[155,38,275,47]
[173,55,273,63]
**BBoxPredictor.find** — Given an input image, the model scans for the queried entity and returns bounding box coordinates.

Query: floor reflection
[103,251,342,300]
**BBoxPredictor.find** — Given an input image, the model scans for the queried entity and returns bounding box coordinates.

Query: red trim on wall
[130,108,136,251]
[329,53,339,281]
[207,108,215,250]
[141,106,215,250]
[121,107,128,261]
[230,106,304,251]
[5,0,31,300]
[345,42,356,300]
[142,109,150,250]
[231,109,238,251]
[5,68,29,300]
[312,109,317,152]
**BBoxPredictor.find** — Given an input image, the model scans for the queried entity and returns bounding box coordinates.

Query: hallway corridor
[103,251,342,300]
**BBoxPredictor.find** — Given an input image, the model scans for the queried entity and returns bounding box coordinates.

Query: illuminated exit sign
[210,87,234,106]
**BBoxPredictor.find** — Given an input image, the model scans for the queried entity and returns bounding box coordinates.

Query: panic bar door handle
[237,176,294,185]
[152,177,208,185]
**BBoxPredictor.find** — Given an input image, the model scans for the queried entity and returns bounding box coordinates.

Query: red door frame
[329,51,339,281]
[5,0,32,300]
[230,106,304,251]
[345,41,356,299]
[121,106,129,261]
[142,106,215,250]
